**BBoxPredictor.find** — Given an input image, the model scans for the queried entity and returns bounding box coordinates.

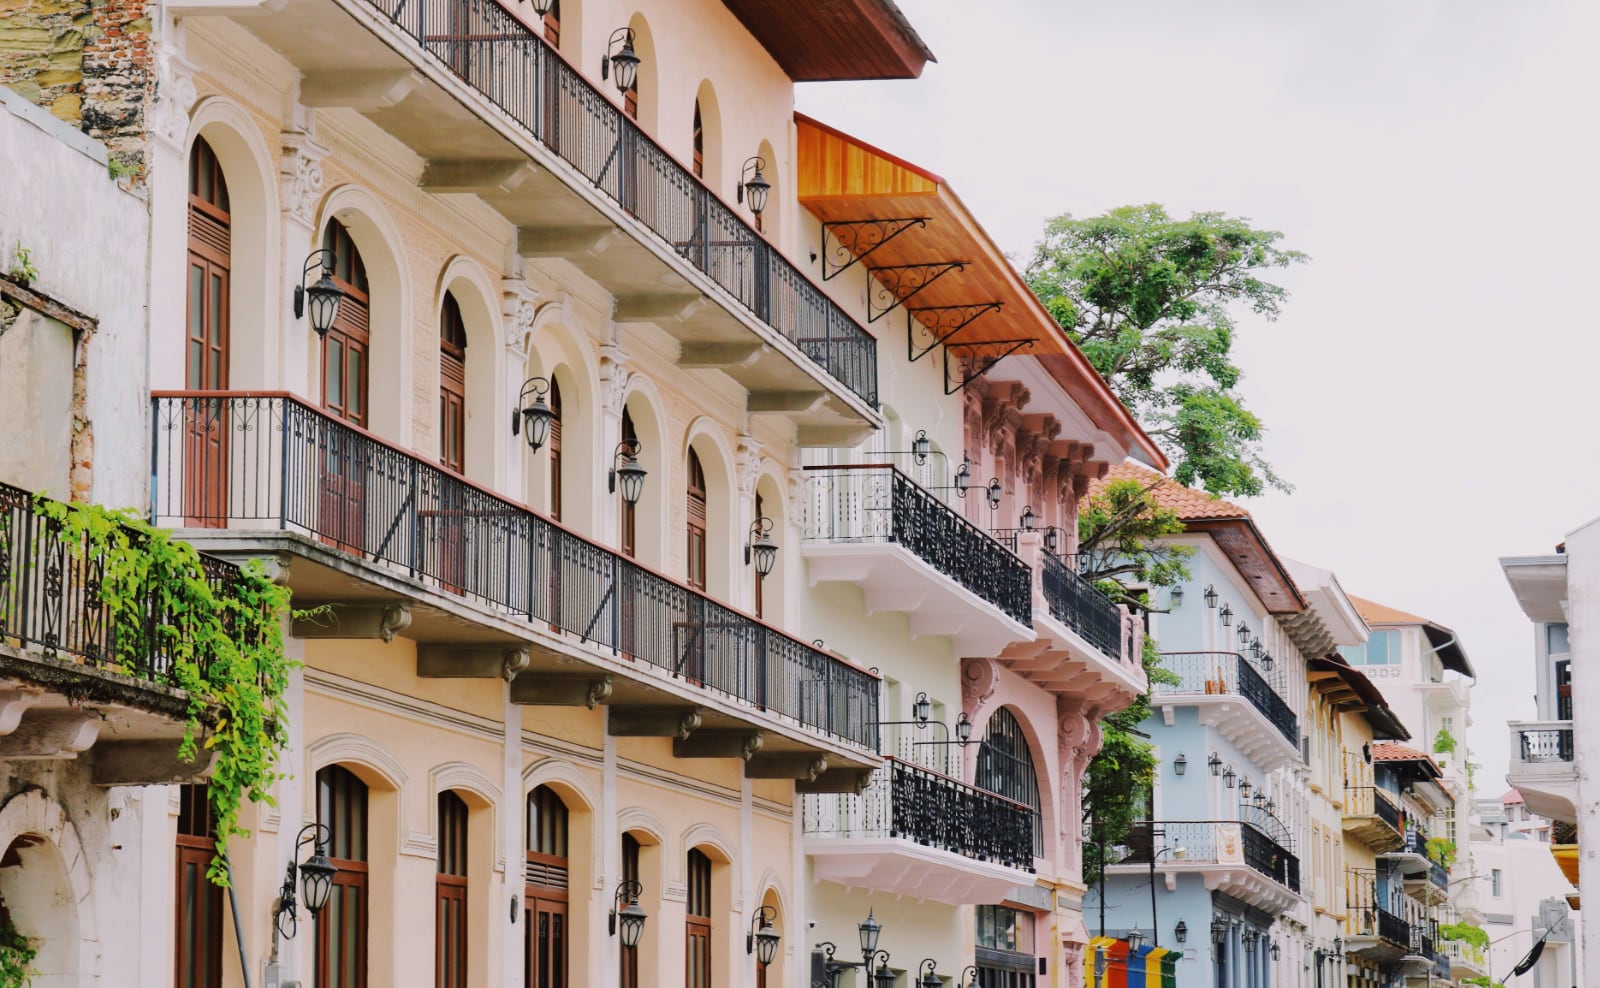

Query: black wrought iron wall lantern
[745,516,778,576]
[1204,584,1218,608]
[601,28,640,94]
[918,958,942,988]
[608,439,647,504]
[986,478,1002,509]
[272,823,338,941]
[746,904,781,968]
[953,460,971,495]
[912,430,931,465]
[609,879,647,947]
[1220,603,1234,627]
[1271,938,1282,961]
[529,0,553,15]
[1170,584,1184,607]
[513,376,557,452]
[1208,752,1222,776]
[1019,505,1036,531]
[1223,766,1237,788]
[1173,752,1187,776]
[294,248,347,338]
[1237,620,1251,644]
[738,156,772,219]
[1211,919,1228,946]
[1174,920,1188,944]
[1126,929,1145,951]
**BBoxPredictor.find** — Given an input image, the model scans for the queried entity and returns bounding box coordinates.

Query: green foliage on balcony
[1434,727,1458,755]
[0,908,36,986]
[33,496,294,883]
[1439,923,1488,949]
[1425,837,1457,869]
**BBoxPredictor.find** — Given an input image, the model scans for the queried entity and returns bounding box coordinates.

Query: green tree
[1075,475,1194,603]
[1026,204,1306,497]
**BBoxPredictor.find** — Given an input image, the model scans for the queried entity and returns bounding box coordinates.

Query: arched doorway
[316,764,370,988]
[318,220,372,553]
[436,791,468,988]
[439,293,467,475]
[0,834,81,986]
[525,785,568,988]
[184,136,231,526]
[975,707,1042,858]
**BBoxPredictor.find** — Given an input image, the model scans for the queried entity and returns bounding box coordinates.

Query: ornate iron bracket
[944,338,1035,394]
[906,302,1004,362]
[819,218,929,281]
[865,261,966,323]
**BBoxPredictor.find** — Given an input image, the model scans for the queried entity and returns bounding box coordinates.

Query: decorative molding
[280,131,329,227]
[616,805,669,845]
[522,756,601,814]
[961,657,1000,712]
[305,668,505,743]
[679,821,738,871]
[598,342,631,416]
[501,278,541,358]
[401,831,438,859]
[735,433,764,499]
[429,760,503,807]
[305,731,409,790]
[152,51,199,151]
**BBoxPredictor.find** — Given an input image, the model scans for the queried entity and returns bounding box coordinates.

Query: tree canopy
[1026,204,1306,497]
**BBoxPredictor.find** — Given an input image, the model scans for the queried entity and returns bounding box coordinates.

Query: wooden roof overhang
[795,114,1166,469]
[1307,656,1410,740]
[722,0,934,81]
[1182,516,1307,615]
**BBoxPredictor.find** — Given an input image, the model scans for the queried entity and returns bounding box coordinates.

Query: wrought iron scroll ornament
[865,262,967,323]
[944,338,1035,394]
[906,302,1004,362]
[819,218,929,281]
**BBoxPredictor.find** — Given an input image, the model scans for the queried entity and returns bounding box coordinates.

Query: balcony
[1441,938,1487,980]
[1381,828,1432,877]
[987,537,1144,708]
[1151,652,1300,770]
[177,0,880,439]
[1507,720,1577,822]
[149,393,879,771]
[799,466,1033,655]
[803,757,1037,903]
[0,482,247,783]
[1344,870,1409,961]
[1108,820,1300,913]
[1342,785,1405,852]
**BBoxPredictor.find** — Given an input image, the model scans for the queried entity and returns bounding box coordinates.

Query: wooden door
[683,449,708,683]
[436,791,468,988]
[174,784,223,988]
[525,786,569,988]
[685,849,712,988]
[619,834,640,988]
[184,137,231,526]
[316,766,369,988]
[318,222,371,554]
[434,295,469,593]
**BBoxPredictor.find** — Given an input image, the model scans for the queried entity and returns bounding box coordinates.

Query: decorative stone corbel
[599,342,632,415]
[735,433,764,499]
[151,51,199,152]
[280,133,329,228]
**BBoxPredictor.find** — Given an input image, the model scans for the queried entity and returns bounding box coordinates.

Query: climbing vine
[33,496,295,884]
[1439,922,1489,948]
[0,908,36,987]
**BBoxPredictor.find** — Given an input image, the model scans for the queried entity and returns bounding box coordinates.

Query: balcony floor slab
[806,837,1036,904]
[1154,694,1300,773]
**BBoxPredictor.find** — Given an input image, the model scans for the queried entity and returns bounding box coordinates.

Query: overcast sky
[797,0,1598,789]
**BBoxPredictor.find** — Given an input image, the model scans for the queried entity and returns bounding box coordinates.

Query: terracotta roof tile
[1500,788,1525,804]
[1372,742,1444,775]
[1350,595,1433,626]
[1088,463,1251,520]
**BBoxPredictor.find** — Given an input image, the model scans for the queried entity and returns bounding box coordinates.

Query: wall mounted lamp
[912,430,931,465]
[745,516,778,576]
[294,248,346,338]
[1220,603,1234,627]
[746,905,781,967]
[1170,585,1184,607]
[1173,752,1187,776]
[609,879,647,947]
[737,156,771,218]
[1019,505,1036,531]
[986,478,1002,509]
[918,959,942,988]
[272,823,338,941]
[1208,752,1222,776]
[1204,584,1218,608]
[512,376,556,452]
[1174,920,1188,944]
[608,439,647,504]
[601,28,640,94]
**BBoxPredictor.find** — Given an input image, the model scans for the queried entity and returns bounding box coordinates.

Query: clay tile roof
[1350,595,1432,626]
[1500,788,1525,804]
[1372,742,1444,776]
[1090,463,1251,520]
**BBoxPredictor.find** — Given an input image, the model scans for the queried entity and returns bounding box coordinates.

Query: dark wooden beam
[511,673,613,708]
[608,706,701,739]
[673,731,764,761]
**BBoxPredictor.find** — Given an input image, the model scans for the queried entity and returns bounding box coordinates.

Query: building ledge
[806,837,1034,904]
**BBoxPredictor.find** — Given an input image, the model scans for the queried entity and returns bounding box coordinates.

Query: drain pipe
[224,852,255,988]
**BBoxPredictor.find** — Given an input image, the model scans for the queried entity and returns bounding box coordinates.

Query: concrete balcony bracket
[417,645,530,681]
[292,603,412,642]
[746,754,828,781]
[510,673,614,708]
[607,706,702,739]
[672,731,764,761]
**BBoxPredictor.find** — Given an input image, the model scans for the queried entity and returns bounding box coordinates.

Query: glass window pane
[349,348,363,418]
[327,343,343,407]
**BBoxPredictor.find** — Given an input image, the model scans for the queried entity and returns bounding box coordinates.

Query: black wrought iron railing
[1344,785,1403,833]
[1119,820,1299,893]
[1346,869,1408,945]
[0,481,245,689]
[1153,651,1298,744]
[360,0,878,406]
[799,466,1031,625]
[150,393,879,748]
[1519,727,1574,762]
[802,757,1037,871]
[1427,861,1448,891]
[1039,550,1125,661]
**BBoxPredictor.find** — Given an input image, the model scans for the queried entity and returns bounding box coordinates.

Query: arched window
[436,791,468,988]
[975,708,1042,857]
[320,220,370,427]
[620,408,638,558]
[542,0,559,46]
[685,849,712,988]
[439,293,467,474]
[184,137,231,527]
[175,784,223,988]
[686,448,707,591]
[620,834,641,988]
[526,785,569,988]
[548,378,563,521]
[692,101,704,178]
[316,765,369,988]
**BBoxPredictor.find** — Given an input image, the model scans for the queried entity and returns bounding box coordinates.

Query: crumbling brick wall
[0,0,151,174]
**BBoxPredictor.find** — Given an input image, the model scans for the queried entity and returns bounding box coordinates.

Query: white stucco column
[277,123,326,401]
[502,691,523,988]
[1564,518,1600,988]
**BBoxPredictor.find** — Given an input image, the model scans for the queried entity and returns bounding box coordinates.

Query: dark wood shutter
[525,786,569,988]
[436,792,468,988]
[175,784,224,988]
[548,378,563,521]
[316,766,369,988]
[619,835,640,988]
[542,0,559,46]
[692,102,704,178]
[320,221,371,428]
[686,849,712,988]
[619,409,638,558]
[753,492,765,618]
[184,137,231,527]
[686,449,707,591]
[439,294,467,475]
